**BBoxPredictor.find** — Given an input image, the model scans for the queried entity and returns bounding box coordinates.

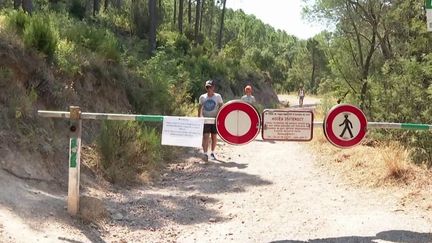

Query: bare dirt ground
[1,96,431,243]
[278,94,321,108]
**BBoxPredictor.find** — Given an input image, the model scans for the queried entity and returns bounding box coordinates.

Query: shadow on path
[211,159,248,169]
[271,230,432,243]
[159,158,273,194]
[0,170,106,243]
[105,192,224,231]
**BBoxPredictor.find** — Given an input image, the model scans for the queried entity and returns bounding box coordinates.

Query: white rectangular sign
[162,116,204,148]
[262,109,314,141]
[427,9,432,32]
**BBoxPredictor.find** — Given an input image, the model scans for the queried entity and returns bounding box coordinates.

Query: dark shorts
[203,124,217,134]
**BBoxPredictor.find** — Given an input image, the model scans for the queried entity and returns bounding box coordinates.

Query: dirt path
[1,96,431,243]
[170,141,431,242]
[278,94,321,108]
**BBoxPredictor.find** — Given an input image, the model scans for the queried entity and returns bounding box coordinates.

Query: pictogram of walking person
[339,114,354,138]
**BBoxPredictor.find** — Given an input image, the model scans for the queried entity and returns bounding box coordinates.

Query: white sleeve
[218,94,223,104]
[199,95,204,105]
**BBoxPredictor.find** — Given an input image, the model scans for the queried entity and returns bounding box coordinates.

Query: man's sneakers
[201,153,217,163]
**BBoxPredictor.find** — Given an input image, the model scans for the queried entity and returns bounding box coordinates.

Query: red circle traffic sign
[324,104,367,148]
[216,100,261,145]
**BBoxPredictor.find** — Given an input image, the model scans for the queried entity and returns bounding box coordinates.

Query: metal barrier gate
[38,104,432,216]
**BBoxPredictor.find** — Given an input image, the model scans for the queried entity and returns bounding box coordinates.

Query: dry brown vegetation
[310,129,432,211]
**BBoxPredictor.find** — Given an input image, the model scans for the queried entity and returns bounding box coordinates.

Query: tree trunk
[217,0,226,49]
[158,0,163,23]
[173,0,177,26]
[113,0,121,8]
[310,53,316,94]
[194,0,200,44]
[188,0,191,26]
[104,0,109,11]
[149,0,157,54]
[360,81,368,112]
[93,0,100,17]
[199,0,205,32]
[48,0,60,8]
[178,0,184,33]
[21,0,33,14]
[14,0,21,9]
[208,0,214,36]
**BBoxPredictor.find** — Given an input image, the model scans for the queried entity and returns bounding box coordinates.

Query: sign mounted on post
[262,109,314,141]
[216,100,261,145]
[162,116,204,148]
[427,0,432,31]
[323,104,367,148]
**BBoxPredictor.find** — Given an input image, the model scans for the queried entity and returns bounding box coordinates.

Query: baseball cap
[205,80,214,87]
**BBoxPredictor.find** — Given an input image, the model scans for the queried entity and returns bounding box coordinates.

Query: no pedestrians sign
[323,104,367,148]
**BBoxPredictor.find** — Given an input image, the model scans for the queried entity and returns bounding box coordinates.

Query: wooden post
[68,106,82,216]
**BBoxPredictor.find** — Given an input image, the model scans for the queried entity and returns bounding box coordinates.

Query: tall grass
[382,142,412,180]
[98,121,164,185]
[5,10,29,34]
[23,14,58,60]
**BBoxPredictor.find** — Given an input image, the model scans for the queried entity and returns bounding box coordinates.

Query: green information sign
[427,0,432,9]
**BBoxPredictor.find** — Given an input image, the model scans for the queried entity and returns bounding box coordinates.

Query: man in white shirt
[198,80,223,161]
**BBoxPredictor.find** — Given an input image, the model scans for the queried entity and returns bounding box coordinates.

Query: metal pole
[38,110,432,130]
[38,110,216,124]
[67,106,82,216]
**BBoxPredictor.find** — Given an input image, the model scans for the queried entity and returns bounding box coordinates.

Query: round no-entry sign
[216,100,261,145]
[323,104,367,148]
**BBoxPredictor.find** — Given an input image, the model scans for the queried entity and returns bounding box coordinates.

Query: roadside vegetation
[0,0,431,184]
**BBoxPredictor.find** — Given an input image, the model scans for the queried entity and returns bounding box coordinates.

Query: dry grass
[381,142,413,181]
[309,129,432,212]
[310,130,430,188]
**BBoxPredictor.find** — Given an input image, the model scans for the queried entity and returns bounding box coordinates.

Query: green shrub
[55,39,81,75]
[96,31,120,62]
[98,121,163,184]
[69,0,86,20]
[23,14,58,59]
[126,50,184,115]
[64,23,120,62]
[174,34,191,54]
[6,10,29,34]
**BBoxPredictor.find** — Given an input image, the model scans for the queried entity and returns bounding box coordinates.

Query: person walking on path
[298,85,305,107]
[198,80,223,161]
[241,85,256,105]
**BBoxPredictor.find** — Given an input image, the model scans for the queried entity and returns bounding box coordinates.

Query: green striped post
[427,0,432,31]
[68,106,82,216]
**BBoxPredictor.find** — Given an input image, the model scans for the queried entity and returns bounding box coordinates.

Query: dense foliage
[306,0,432,164]
[1,0,431,169]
